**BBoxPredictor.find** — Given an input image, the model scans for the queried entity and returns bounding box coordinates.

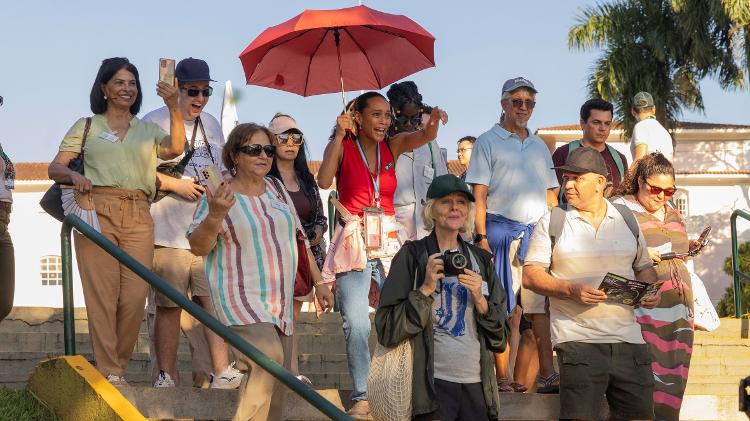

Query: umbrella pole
[334,28,347,111]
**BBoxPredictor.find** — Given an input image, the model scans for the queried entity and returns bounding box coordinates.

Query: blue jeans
[335,259,385,402]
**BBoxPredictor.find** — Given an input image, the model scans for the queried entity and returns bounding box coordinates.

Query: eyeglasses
[395,114,422,126]
[237,144,275,158]
[457,147,473,154]
[643,181,676,197]
[181,86,213,97]
[510,99,536,109]
[276,133,304,145]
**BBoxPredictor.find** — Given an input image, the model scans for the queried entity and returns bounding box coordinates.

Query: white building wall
[9,190,85,308]
[9,189,336,309]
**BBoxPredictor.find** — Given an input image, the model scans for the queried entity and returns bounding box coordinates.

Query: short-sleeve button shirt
[59,115,166,197]
[465,124,558,224]
[524,201,653,347]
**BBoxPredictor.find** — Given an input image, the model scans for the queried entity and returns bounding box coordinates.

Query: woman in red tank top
[317,91,443,416]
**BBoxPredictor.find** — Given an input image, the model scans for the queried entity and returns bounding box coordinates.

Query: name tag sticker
[271,200,290,212]
[481,281,489,296]
[423,166,435,180]
[98,131,119,143]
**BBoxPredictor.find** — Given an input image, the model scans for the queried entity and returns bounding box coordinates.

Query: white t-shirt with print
[630,118,674,163]
[143,107,225,249]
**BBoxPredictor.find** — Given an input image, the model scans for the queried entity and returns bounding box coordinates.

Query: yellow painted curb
[27,355,146,421]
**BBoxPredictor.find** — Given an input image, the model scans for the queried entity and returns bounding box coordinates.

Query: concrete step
[117,386,346,421]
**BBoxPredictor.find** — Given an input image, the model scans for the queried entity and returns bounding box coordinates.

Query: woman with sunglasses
[48,57,186,385]
[387,81,449,243]
[188,123,334,421]
[317,91,444,416]
[611,152,695,421]
[267,112,328,386]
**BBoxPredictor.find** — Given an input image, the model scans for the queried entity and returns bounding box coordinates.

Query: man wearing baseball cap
[523,146,659,420]
[465,77,559,394]
[143,58,242,389]
[630,91,674,165]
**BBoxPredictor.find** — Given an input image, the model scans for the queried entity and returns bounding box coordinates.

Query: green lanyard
[426,141,435,170]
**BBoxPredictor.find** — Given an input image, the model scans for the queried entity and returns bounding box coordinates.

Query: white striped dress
[188,178,305,335]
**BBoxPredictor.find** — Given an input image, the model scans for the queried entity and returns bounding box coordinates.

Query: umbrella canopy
[239,5,435,97]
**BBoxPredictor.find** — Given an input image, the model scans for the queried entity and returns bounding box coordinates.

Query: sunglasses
[643,181,676,197]
[276,133,304,145]
[237,144,275,158]
[510,99,536,109]
[181,86,213,97]
[0,96,3,107]
[395,114,422,126]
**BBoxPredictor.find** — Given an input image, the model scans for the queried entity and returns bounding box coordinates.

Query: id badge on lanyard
[355,139,386,250]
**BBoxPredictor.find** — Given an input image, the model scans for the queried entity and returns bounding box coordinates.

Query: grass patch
[0,387,59,421]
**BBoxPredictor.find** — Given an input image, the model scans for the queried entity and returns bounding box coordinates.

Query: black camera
[440,249,468,277]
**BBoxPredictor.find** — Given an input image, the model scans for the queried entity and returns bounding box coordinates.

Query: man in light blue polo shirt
[465,77,559,393]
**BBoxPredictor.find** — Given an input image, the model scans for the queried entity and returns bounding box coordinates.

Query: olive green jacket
[374,231,508,419]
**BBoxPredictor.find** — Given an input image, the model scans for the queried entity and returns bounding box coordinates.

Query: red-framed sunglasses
[644,181,676,197]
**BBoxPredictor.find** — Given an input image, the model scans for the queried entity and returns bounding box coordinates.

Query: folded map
[598,272,660,306]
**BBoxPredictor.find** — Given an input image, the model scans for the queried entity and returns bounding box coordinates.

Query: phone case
[200,164,222,196]
[159,58,175,86]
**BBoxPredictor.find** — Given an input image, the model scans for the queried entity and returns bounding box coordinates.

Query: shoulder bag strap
[548,205,566,266]
[81,117,92,150]
[606,144,626,179]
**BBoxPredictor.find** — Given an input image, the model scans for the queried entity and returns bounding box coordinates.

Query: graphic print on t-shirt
[434,276,469,337]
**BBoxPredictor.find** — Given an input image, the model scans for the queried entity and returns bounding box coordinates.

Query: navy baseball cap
[502,77,538,94]
[175,58,216,83]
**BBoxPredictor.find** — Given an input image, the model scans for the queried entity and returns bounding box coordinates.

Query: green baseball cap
[426,174,475,202]
[633,91,655,109]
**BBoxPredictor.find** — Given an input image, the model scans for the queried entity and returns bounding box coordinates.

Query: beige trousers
[74,187,153,376]
[230,323,292,421]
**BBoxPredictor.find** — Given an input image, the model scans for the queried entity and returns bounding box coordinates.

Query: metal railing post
[733,211,742,318]
[60,219,76,355]
[60,214,351,420]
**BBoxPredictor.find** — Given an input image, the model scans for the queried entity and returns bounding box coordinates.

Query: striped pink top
[188,177,305,335]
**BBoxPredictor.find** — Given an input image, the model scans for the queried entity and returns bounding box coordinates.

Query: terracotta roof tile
[538,121,750,132]
[15,163,50,181]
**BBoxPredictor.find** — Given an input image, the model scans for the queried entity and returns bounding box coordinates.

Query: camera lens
[451,254,467,270]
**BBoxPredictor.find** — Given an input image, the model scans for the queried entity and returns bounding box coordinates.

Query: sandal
[497,377,527,393]
[536,372,560,394]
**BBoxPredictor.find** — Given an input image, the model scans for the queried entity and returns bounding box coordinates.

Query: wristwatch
[473,233,488,244]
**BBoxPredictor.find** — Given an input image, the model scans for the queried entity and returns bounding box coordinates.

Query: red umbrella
[239,5,435,102]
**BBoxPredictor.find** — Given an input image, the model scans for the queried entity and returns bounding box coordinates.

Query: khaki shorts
[153,247,209,307]
[509,237,546,314]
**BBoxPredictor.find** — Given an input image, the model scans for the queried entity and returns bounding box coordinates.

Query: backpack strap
[548,205,567,258]
[605,144,625,180]
[610,203,640,241]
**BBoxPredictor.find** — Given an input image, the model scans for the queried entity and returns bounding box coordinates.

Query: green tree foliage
[716,241,750,316]
[569,0,749,137]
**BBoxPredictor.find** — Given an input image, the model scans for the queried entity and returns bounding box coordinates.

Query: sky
[1,0,748,163]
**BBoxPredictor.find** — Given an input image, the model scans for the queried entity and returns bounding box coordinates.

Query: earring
[104,95,108,100]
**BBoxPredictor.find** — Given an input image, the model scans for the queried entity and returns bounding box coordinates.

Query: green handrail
[60,214,352,421]
[731,209,750,318]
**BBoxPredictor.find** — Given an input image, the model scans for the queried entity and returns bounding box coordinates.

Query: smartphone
[159,58,175,87]
[690,226,712,255]
[200,164,223,196]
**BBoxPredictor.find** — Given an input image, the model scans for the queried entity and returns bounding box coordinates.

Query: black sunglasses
[510,99,536,109]
[182,86,213,97]
[0,96,3,107]
[395,114,422,126]
[276,133,304,145]
[237,144,275,157]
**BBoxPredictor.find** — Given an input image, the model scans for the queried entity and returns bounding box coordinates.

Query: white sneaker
[106,374,128,386]
[153,370,176,388]
[209,363,243,389]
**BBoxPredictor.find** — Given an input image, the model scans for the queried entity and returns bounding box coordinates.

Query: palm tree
[569,0,749,137]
